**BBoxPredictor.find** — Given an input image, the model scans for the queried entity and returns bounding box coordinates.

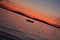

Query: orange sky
[1,1,60,26]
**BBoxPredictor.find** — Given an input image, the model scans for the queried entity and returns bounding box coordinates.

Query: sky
[8,0,60,18]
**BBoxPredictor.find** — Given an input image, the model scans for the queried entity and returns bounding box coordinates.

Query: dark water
[0,26,48,40]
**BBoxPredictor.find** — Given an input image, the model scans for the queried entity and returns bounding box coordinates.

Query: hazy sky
[8,0,60,19]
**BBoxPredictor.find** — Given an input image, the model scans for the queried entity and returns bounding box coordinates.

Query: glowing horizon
[1,1,60,27]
